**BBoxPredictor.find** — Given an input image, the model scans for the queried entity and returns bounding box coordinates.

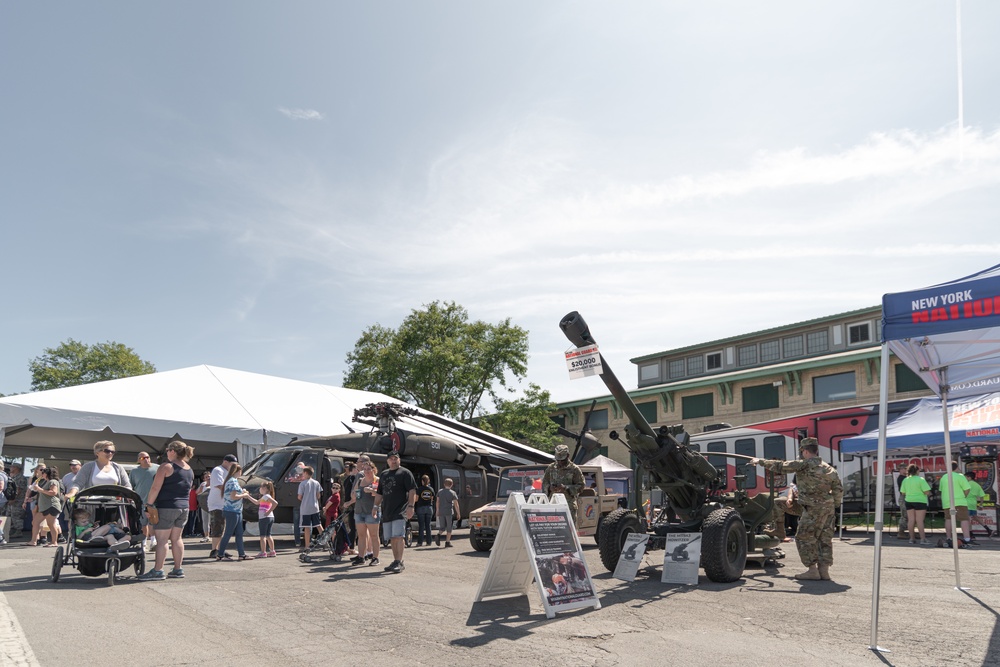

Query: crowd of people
[0,441,466,581]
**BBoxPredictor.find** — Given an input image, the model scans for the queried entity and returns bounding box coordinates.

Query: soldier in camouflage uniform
[753,438,843,581]
[542,444,585,524]
[5,463,26,538]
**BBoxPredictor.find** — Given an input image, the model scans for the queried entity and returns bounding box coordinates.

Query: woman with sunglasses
[67,441,132,495]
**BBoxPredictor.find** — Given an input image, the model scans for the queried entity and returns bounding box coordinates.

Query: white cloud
[277,107,324,121]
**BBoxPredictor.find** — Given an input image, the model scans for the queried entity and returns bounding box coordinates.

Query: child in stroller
[298,516,350,563]
[73,507,130,551]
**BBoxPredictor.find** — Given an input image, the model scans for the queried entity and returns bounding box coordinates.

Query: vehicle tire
[469,533,493,552]
[595,514,605,545]
[51,546,64,583]
[134,551,146,576]
[598,508,641,572]
[107,559,119,587]
[701,507,747,583]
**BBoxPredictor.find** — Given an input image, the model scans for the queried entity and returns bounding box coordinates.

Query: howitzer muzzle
[560,311,595,348]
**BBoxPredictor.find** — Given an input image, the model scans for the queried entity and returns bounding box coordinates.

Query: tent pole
[869,344,891,653]
[940,376,966,590]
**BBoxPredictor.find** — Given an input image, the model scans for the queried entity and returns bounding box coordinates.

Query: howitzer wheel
[700,507,747,583]
[598,508,641,571]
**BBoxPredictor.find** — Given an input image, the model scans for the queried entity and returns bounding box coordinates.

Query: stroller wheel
[50,546,65,583]
[107,559,119,587]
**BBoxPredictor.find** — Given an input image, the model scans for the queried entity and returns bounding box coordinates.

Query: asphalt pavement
[1,528,998,667]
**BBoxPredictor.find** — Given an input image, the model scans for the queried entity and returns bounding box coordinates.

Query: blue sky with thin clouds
[3,2,999,407]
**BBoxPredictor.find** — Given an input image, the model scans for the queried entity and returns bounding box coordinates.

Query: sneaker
[415,541,423,547]
[255,552,268,559]
[364,553,374,561]
[350,556,365,566]
[388,561,404,574]
[167,568,185,578]
[383,559,399,572]
[267,551,277,558]
[138,569,166,581]
[209,549,217,559]
[908,539,915,544]
[920,539,931,545]
[109,541,129,551]
[436,535,442,547]
[369,557,380,566]
[445,542,453,548]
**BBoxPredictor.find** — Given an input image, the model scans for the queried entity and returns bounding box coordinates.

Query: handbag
[145,504,160,525]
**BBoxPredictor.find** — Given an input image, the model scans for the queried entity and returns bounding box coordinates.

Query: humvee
[468,464,630,551]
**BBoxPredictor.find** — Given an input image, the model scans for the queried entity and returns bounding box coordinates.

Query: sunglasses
[103,449,116,454]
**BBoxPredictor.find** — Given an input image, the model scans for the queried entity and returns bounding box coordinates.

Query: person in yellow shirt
[938,461,972,548]
[965,471,993,540]
[899,465,931,544]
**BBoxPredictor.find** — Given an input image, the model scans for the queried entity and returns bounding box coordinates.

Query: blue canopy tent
[867,263,1000,653]
[842,393,1000,456]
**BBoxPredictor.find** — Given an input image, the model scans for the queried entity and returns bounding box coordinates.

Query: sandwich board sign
[475,492,601,619]
[613,533,649,582]
[661,533,701,586]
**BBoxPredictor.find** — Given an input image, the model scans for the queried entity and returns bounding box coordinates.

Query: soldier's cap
[554,444,570,460]
[799,437,818,449]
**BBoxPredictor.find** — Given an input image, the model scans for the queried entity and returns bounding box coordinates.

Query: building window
[669,359,685,379]
[637,401,657,424]
[848,322,872,346]
[707,441,727,470]
[587,408,609,430]
[783,335,804,358]
[737,344,757,367]
[895,363,929,393]
[706,352,722,370]
[640,363,660,382]
[807,330,829,354]
[813,371,857,403]
[735,438,757,489]
[760,340,780,363]
[682,393,714,419]
[550,415,566,429]
[687,355,704,375]
[742,384,779,412]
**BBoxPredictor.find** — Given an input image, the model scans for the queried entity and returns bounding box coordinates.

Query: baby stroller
[299,516,351,563]
[51,485,145,586]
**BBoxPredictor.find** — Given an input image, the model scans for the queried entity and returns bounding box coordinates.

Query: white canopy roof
[0,366,549,467]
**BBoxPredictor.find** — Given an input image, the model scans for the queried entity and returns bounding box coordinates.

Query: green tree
[29,339,156,391]
[343,301,529,421]
[480,383,561,452]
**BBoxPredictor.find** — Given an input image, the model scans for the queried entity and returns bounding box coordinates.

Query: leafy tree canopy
[343,301,529,422]
[479,383,561,452]
[29,339,156,391]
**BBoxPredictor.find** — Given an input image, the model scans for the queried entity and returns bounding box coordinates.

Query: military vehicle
[239,402,550,525]
[467,463,629,551]
[559,312,781,582]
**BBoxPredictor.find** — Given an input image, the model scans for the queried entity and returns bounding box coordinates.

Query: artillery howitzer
[560,312,780,582]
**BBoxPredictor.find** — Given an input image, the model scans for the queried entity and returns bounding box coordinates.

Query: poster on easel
[475,492,600,619]
[613,533,649,582]
[661,533,701,586]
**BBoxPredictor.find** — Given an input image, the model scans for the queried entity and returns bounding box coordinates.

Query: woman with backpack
[30,466,64,547]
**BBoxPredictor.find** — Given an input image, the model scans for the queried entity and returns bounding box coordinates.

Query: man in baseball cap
[208,454,239,557]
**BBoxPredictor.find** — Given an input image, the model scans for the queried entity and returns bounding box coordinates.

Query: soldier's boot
[818,564,831,580]
[794,565,822,580]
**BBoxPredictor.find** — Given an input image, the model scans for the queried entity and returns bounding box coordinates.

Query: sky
[2,2,999,408]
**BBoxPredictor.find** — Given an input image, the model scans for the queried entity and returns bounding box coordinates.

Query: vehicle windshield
[243,448,298,481]
[498,466,546,498]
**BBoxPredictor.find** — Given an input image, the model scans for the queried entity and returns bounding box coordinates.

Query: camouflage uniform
[6,473,26,537]
[765,492,802,541]
[759,457,842,568]
[542,445,584,523]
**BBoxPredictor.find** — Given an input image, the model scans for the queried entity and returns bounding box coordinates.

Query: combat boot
[818,564,831,580]
[794,565,821,580]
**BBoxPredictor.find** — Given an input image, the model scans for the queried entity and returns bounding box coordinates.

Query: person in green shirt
[899,464,931,544]
[938,461,972,547]
[965,471,993,539]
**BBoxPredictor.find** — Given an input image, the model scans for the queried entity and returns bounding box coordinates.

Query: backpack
[2,474,15,501]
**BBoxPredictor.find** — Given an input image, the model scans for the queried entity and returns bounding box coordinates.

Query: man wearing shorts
[938,461,972,548]
[297,466,322,551]
[435,478,461,548]
[374,452,416,574]
[208,454,237,558]
[965,471,992,540]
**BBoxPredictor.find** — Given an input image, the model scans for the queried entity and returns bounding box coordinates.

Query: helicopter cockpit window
[285,450,322,482]
[246,449,297,482]
[465,471,484,499]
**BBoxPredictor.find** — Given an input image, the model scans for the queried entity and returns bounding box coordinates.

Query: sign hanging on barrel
[566,345,603,380]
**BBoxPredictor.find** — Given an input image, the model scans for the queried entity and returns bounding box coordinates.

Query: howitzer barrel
[559,311,657,441]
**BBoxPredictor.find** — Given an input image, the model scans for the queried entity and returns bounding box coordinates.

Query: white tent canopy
[868,262,1000,652]
[0,365,548,468]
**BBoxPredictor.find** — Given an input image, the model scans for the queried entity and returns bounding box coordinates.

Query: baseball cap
[387,451,400,459]
[69,459,82,466]
[554,444,570,460]
[223,454,239,463]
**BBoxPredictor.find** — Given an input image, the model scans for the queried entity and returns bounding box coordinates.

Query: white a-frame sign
[475,492,600,619]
